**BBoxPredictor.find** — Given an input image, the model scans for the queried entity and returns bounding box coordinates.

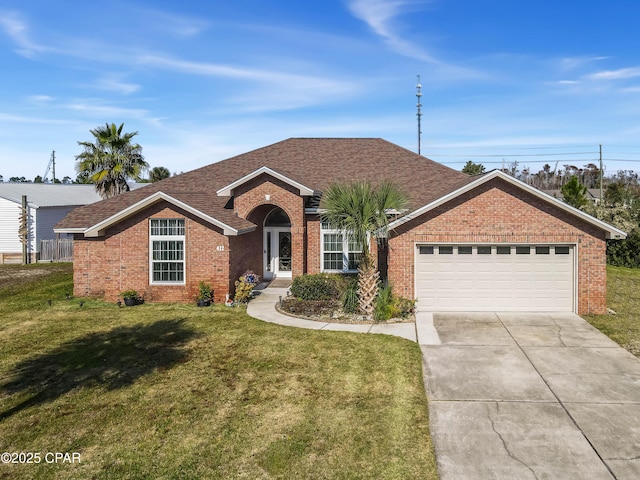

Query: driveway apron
[420,312,640,480]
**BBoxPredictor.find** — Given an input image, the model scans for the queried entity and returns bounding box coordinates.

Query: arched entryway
[263,207,292,280]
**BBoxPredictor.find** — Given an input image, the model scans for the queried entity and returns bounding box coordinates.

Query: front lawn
[585,265,640,356]
[0,264,437,479]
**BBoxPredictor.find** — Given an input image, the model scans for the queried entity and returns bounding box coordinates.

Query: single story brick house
[55,138,626,314]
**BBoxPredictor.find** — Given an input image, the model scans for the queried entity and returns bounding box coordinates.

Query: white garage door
[415,245,575,312]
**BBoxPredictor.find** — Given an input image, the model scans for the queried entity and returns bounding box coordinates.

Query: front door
[263,228,292,280]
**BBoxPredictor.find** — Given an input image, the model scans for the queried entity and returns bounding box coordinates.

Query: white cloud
[64,102,164,126]
[93,76,141,95]
[0,112,70,124]
[135,54,358,110]
[588,67,640,81]
[346,0,437,62]
[132,7,210,37]
[27,94,55,103]
[0,11,48,57]
[558,55,608,71]
[620,86,640,94]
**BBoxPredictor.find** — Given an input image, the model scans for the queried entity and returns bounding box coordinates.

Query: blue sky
[1,0,640,181]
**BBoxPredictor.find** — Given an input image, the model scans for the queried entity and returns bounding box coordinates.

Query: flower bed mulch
[278,297,413,325]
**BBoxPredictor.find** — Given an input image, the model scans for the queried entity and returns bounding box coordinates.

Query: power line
[427,144,595,150]
[428,151,597,158]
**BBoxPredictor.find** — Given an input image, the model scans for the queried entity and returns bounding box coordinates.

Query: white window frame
[149,219,186,285]
[320,222,363,273]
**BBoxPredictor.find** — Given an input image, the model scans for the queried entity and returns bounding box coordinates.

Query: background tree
[149,166,171,182]
[75,122,148,199]
[73,171,93,184]
[461,161,485,175]
[320,181,408,318]
[561,176,588,208]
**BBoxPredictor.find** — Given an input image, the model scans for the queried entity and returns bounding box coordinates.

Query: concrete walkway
[421,312,640,480]
[246,283,417,341]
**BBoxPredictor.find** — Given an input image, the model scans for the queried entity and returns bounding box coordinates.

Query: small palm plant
[320,181,408,318]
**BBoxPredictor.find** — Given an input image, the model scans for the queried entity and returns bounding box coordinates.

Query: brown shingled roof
[56,138,474,232]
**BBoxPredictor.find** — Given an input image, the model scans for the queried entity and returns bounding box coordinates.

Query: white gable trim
[216,166,316,197]
[389,170,627,240]
[54,191,252,237]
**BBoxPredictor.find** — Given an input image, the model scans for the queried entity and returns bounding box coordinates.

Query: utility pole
[599,144,603,205]
[416,75,422,155]
[20,195,28,264]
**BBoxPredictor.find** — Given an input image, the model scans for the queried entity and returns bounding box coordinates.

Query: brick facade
[387,178,607,314]
[73,202,231,304]
[233,175,306,278]
[72,175,608,314]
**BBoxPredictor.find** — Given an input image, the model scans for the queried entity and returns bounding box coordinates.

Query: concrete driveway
[419,312,640,480]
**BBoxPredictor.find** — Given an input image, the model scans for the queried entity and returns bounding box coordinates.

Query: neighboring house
[0,184,103,263]
[55,138,626,314]
[542,188,602,204]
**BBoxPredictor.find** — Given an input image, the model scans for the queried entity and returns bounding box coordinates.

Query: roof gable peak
[216,166,317,197]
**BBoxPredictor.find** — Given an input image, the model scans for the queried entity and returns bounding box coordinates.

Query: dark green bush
[341,278,359,314]
[290,273,348,301]
[607,229,640,268]
[374,284,393,321]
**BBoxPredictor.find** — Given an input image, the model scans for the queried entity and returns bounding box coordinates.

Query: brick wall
[73,175,609,314]
[306,216,321,274]
[233,175,306,278]
[387,178,607,314]
[73,202,231,304]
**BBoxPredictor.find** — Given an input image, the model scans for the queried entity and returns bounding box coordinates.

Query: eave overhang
[54,191,254,237]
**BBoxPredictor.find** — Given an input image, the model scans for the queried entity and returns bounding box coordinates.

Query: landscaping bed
[278,297,413,324]
[278,273,416,324]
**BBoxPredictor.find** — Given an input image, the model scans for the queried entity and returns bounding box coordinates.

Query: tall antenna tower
[416,75,423,155]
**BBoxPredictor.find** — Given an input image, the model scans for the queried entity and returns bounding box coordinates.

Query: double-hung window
[321,221,363,272]
[150,219,185,284]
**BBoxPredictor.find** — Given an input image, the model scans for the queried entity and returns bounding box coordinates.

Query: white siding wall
[0,197,36,256]
[0,197,21,253]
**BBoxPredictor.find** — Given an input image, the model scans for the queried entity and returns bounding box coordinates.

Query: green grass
[585,265,640,356]
[0,264,437,479]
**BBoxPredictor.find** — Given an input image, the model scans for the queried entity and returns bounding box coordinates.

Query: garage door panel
[416,245,574,312]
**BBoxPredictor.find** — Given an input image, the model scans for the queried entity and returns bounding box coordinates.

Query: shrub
[290,273,344,301]
[374,284,393,321]
[373,284,416,321]
[234,270,260,303]
[197,281,213,302]
[390,296,416,319]
[341,278,359,314]
[607,229,640,268]
[120,289,140,300]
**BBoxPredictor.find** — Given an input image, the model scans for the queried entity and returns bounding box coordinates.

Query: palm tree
[75,123,148,199]
[149,166,171,182]
[320,181,408,318]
